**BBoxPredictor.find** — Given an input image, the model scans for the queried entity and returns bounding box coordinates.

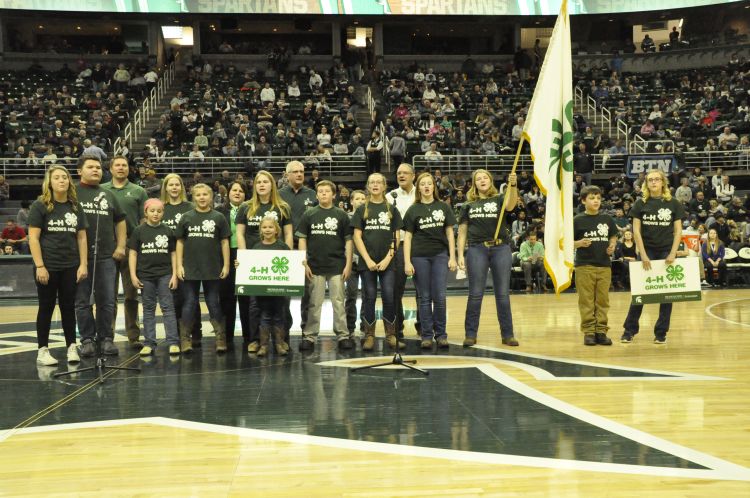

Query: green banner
[631,291,702,305]
[235,284,304,297]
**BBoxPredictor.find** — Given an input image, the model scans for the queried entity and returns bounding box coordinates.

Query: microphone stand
[354,190,428,376]
[55,190,140,384]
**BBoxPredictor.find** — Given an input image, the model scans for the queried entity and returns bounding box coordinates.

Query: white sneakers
[37,345,81,366]
[67,344,80,363]
[36,347,58,366]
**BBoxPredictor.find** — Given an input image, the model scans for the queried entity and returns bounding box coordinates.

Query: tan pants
[575,265,611,335]
[302,274,349,342]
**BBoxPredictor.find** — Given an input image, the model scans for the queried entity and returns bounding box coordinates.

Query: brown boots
[179,321,193,353]
[273,326,289,355]
[384,319,405,350]
[211,319,227,353]
[361,320,376,351]
[257,326,270,356]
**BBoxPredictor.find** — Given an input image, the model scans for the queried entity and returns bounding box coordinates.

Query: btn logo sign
[626,155,677,178]
[235,249,306,297]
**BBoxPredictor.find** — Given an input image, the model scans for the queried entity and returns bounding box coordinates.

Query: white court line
[318,355,726,381]
[470,344,729,380]
[705,298,750,329]
[4,413,749,481]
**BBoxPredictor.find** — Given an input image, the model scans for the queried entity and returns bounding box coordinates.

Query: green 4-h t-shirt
[351,201,402,270]
[76,182,127,261]
[236,202,291,250]
[296,205,351,275]
[163,201,193,233]
[630,197,686,251]
[574,212,618,267]
[403,200,456,258]
[458,195,510,245]
[28,200,87,271]
[128,223,175,280]
[175,209,230,280]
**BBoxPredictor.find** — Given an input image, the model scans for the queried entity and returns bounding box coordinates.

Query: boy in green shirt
[573,186,618,346]
[296,180,353,351]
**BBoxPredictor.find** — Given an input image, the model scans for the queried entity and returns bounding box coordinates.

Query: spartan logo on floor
[315,345,739,479]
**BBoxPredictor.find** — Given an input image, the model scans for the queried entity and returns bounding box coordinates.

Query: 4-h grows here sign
[235,249,305,296]
[629,257,702,305]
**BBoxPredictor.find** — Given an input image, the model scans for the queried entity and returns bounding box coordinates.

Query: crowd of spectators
[0,61,159,168]
[142,60,371,170]
[576,53,750,164]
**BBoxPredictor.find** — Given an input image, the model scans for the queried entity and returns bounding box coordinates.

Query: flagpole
[492,135,525,242]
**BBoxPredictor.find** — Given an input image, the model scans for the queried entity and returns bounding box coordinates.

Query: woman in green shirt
[218,181,247,351]
[28,165,88,366]
[403,172,457,349]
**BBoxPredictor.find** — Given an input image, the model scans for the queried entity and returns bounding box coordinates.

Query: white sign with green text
[235,249,305,297]
[629,257,701,305]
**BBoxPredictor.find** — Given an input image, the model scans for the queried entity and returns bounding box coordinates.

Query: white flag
[522,0,575,293]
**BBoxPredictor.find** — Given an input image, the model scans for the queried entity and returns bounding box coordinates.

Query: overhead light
[38,25,44,29]
[272,27,278,32]
[76,26,81,30]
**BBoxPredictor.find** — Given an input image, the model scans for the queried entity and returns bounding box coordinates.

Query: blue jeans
[361,265,396,324]
[181,280,223,326]
[142,274,179,347]
[464,244,514,339]
[623,247,673,337]
[76,257,117,342]
[257,297,285,328]
[412,250,449,340]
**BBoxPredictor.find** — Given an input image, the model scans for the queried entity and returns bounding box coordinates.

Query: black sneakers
[584,334,597,346]
[338,337,354,350]
[101,339,119,356]
[595,333,612,346]
[79,340,96,358]
[654,335,667,345]
[298,340,314,352]
[620,332,635,343]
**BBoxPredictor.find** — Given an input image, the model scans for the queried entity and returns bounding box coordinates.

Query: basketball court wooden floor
[0,290,749,497]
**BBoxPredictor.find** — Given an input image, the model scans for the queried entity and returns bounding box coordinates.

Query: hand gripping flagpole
[490,136,526,244]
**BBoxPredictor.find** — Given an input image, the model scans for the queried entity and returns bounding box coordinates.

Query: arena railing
[412,150,750,176]
[113,62,176,155]
[0,154,367,181]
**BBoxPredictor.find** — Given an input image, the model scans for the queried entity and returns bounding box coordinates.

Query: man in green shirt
[519,232,547,292]
[102,156,148,348]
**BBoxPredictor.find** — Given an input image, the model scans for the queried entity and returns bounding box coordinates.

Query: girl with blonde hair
[457,169,519,347]
[403,172,457,350]
[236,170,293,353]
[175,183,231,353]
[622,169,686,344]
[28,165,88,365]
[352,173,403,350]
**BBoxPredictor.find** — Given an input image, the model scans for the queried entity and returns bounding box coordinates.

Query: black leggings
[35,266,78,348]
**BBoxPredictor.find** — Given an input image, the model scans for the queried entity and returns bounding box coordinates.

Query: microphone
[390,191,398,206]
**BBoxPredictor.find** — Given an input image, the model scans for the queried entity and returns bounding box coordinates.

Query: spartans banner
[0,0,741,14]
[629,257,702,305]
[235,249,305,297]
